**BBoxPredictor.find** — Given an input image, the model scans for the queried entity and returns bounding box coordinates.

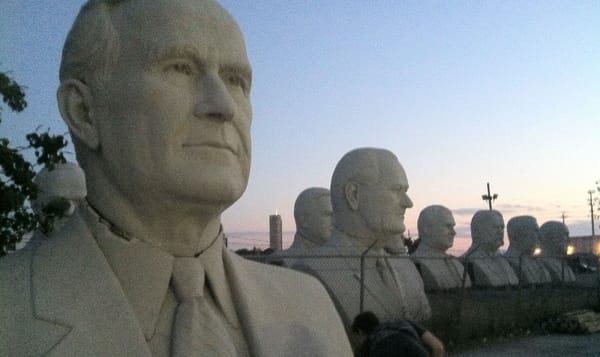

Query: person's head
[539,221,570,256]
[58,0,252,214]
[330,148,413,246]
[294,187,333,245]
[32,162,87,217]
[351,311,380,336]
[470,210,505,253]
[506,216,540,255]
[417,205,456,252]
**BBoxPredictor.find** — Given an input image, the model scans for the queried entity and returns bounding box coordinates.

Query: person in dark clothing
[352,311,445,357]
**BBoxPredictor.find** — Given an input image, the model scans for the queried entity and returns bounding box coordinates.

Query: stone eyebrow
[149,44,202,64]
[219,63,252,84]
[148,45,252,81]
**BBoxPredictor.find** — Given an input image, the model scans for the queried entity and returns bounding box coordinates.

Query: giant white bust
[412,205,471,290]
[462,210,519,287]
[296,148,430,341]
[539,221,576,283]
[0,1,352,355]
[278,187,333,267]
[32,162,87,231]
[505,216,551,285]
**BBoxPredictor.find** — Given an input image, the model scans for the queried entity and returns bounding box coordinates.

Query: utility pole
[561,212,568,225]
[481,182,498,210]
[589,190,596,237]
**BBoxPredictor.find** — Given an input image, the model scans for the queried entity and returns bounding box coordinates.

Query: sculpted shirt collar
[81,201,238,340]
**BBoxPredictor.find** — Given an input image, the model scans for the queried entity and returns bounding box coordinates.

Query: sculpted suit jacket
[295,231,431,329]
[0,213,352,356]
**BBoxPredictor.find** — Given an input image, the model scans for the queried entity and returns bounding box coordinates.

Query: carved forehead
[113,0,245,51]
[418,205,454,232]
[471,210,503,228]
[295,188,331,215]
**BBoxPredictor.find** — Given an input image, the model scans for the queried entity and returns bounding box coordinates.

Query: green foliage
[0,72,27,120]
[0,71,67,256]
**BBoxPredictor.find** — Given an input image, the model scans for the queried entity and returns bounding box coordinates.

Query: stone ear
[344,181,360,211]
[57,79,99,150]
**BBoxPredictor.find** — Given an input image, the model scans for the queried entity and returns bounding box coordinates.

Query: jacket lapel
[224,249,312,357]
[32,212,151,356]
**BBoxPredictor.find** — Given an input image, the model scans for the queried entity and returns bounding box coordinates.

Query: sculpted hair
[59,0,125,87]
[330,148,396,213]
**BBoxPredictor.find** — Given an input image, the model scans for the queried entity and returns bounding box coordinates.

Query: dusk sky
[2,1,599,252]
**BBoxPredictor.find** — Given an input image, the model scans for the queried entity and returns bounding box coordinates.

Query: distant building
[570,235,600,255]
[269,214,282,251]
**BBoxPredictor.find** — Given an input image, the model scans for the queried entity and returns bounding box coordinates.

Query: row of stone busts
[283,194,576,287]
[275,148,430,336]
[463,212,575,288]
[274,148,576,332]
[280,195,575,292]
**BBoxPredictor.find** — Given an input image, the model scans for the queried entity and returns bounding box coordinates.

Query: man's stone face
[304,195,333,245]
[427,209,456,252]
[358,158,413,239]
[480,213,505,252]
[93,0,252,205]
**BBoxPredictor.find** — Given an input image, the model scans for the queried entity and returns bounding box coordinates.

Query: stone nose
[194,73,236,122]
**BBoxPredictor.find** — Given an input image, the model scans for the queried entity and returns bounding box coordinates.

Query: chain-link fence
[244,251,600,347]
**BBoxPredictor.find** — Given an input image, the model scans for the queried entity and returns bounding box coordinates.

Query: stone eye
[171,63,193,75]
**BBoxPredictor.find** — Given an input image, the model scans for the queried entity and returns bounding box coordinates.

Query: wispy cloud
[452,208,481,216]
[452,204,545,217]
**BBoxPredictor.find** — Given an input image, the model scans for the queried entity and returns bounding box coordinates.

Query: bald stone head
[506,216,540,255]
[470,210,505,254]
[417,205,456,253]
[539,221,570,257]
[294,187,333,246]
[330,148,413,247]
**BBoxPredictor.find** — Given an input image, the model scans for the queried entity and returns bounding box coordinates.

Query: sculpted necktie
[375,257,396,289]
[171,257,237,357]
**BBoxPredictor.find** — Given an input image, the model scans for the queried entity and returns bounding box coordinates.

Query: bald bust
[462,210,519,287]
[296,148,430,339]
[412,205,471,290]
[277,187,333,266]
[32,162,87,231]
[505,216,551,285]
[0,1,351,355]
[539,221,576,283]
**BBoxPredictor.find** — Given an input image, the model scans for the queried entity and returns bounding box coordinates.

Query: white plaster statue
[505,216,552,285]
[32,162,87,232]
[412,205,471,290]
[277,187,333,267]
[539,221,576,283]
[0,1,352,355]
[296,148,431,340]
[462,210,519,287]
